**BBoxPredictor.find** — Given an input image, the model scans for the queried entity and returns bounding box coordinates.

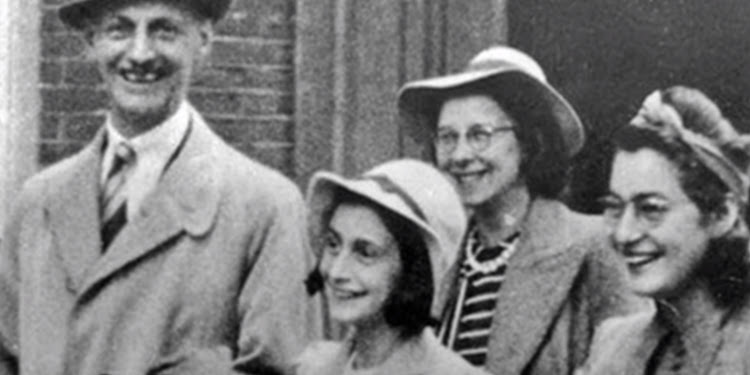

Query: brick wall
[39,0,297,177]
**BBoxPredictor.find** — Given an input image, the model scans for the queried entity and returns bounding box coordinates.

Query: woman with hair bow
[577,86,750,374]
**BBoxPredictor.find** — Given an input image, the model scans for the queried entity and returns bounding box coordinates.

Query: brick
[42,32,87,59]
[39,141,85,167]
[64,61,103,86]
[218,0,295,39]
[210,40,293,66]
[192,66,293,92]
[41,61,64,85]
[240,93,293,116]
[209,117,293,144]
[64,114,105,142]
[42,87,109,113]
[40,114,61,140]
[188,91,243,115]
[42,9,67,33]
[231,142,293,176]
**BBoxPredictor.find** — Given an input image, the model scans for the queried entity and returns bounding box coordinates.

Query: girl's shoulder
[294,340,348,375]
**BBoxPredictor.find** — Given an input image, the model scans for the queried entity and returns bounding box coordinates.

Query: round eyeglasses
[433,126,515,154]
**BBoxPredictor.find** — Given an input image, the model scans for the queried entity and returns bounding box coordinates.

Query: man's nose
[125,29,157,63]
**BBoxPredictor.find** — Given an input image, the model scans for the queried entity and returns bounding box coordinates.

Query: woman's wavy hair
[612,86,750,308]
[305,188,435,338]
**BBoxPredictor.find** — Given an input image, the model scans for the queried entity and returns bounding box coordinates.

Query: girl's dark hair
[611,86,750,308]
[426,75,571,198]
[305,188,435,338]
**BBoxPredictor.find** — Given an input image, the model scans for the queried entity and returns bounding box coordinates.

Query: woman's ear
[710,194,742,237]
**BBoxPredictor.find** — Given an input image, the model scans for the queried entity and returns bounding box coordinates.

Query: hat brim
[59,0,232,30]
[398,67,585,157]
[306,172,440,255]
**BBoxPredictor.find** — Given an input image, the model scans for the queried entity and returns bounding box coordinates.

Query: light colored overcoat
[440,198,644,375]
[295,329,490,375]
[577,302,750,374]
[0,111,322,375]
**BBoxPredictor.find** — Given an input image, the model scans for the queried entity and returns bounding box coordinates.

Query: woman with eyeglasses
[577,86,750,374]
[397,46,643,375]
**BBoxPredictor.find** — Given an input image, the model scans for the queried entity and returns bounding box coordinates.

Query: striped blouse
[439,224,520,367]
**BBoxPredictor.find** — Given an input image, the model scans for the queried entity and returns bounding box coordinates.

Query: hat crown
[466,45,547,83]
[363,160,466,267]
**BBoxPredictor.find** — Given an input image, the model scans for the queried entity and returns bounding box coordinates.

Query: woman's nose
[611,206,645,247]
[449,134,475,162]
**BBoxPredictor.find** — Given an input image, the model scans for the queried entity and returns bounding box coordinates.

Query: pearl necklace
[462,228,520,276]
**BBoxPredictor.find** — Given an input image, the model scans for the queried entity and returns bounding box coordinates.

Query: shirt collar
[101,102,192,181]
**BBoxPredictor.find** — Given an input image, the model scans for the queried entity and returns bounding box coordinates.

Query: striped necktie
[101,142,135,250]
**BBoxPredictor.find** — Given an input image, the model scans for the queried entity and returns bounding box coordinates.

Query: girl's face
[319,202,402,329]
[605,148,724,299]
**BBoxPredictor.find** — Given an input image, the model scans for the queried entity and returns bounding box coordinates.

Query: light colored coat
[440,198,644,375]
[0,112,322,375]
[577,302,750,374]
[295,330,490,375]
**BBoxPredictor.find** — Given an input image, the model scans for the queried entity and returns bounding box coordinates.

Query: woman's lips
[622,250,662,269]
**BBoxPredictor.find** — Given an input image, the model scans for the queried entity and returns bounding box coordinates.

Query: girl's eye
[321,232,340,255]
[599,196,625,219]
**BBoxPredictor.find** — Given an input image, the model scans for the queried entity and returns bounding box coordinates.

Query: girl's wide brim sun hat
[398,45,585,158]
[307,159,467,318]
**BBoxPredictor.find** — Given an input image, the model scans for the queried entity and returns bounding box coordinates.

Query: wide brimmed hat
[307,159,467,318]
[59,0,233,30]
[398,45,585,157]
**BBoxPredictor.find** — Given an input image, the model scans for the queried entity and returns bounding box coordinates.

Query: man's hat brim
[398,66,585,157]
[59,0,233,30]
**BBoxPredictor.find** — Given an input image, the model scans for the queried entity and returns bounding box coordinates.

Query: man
[0,1,321,374]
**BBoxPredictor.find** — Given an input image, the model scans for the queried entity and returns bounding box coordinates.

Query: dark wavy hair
[305,188,435,338]
[425,75,571,198]
[611,86,750,308]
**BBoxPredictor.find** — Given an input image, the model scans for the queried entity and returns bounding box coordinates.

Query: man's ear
[197,22,213,59]
[710,194,742,237]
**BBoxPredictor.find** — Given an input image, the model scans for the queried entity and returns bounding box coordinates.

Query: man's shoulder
[194,126,302,205]
[20,148,90,198]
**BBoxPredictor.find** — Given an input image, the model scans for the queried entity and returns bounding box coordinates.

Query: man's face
[87,2,210,127]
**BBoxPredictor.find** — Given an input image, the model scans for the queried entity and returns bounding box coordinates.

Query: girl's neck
[472,184,531,243]
[350,321,406,369]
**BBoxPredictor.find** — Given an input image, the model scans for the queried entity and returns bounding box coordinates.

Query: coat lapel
[78,114,221,297]
[484,199,589,375]
[46,130,106,293]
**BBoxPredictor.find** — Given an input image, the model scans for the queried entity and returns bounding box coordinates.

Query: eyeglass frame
[598,193,696,231]
[432,125,516,154]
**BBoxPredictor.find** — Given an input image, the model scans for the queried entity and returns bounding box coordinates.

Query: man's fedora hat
[59,0,233,30]
[398,45,585,157]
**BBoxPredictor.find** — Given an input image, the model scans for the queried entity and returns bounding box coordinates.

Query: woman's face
[434,94,524,209]
[319,202,402,328]
[605,148,721,299]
